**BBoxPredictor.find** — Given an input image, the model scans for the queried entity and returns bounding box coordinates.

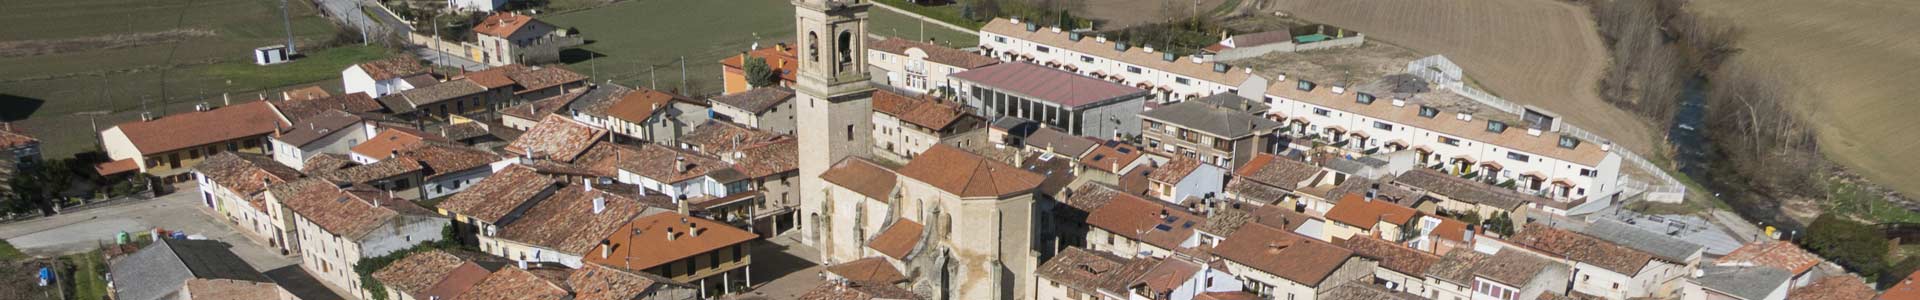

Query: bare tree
[1705,61,1824,195]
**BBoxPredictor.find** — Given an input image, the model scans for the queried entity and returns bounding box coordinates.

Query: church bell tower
[794,0,875,253]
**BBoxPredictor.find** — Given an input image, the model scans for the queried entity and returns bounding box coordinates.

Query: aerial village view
[0,0,1915,299]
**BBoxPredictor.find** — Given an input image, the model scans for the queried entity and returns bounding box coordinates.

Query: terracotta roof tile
[397,143,498,179]
[1392,168,1531,209]
[1147,156,1203,183]
[1224,178,1289,204]
[871,37,999,69]
[1085,192,1202,250]
[301,153,356,174]
[1234,154,1319,190]
[710,86,794,113]
[1790,275,1875,300]
[820,157,899,200]
[505,115,607,162]
[351,128,436,159]
[372,250,473,299]
[277,92,384,121]
[113,101,288,155]
[1474,249,1556,286]
[1035,247,1153,295]
[1509,224,1655,275]
[463,64,529,89]
[498,185,650,255]
[1323,193,1419,230]
[584,211,756,270]
[181,278,281,300]
[356,56,428,81]
[1133,258,1202,295]
[506,67,586,93]
[1316,282,1421,299]
[616,144,728,184]
[439,165,558,223]
[797,280,921,300]
[193,152,301,198]
[378,79,487,114]
[866,220,923,260]
[273,179,436,239]
[1718,240,1822,275]
[274,110,363,146]
[898,144,1044,198]
[825,257,907,284]
[452,267,570,300]
[570,143,641,178]
[0,123,35,150]
[472,13,540,37]
[1079,140,1144,173]
[1323,177,1419,206]
[1213,223,1353,286]
[872,89,973,130]
[1879,270,1920,300]
[568,263,683,300]
[731,138,797,178]
[504,92,583,121]
[1337,236,1439,276]
[316,156,422,183]
[604,87,693,124]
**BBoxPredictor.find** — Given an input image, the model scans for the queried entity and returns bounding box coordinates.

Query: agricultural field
[545,0,976,96]
[1691,0,1920,197]
[0,0,357,157]
[1264,0,1657,155]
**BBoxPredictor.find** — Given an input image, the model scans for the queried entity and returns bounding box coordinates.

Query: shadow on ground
[265,265,345,300]
[751,241,817,283]
[0,94,46,121]
[559,47,606,65]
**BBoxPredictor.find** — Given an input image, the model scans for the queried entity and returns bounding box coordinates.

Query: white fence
[1408,55,1687,203]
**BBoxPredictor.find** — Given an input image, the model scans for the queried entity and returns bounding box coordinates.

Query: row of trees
[1803,214,1920,285]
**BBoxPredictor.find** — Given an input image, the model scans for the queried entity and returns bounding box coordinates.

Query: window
[1313,108,1331,116]
[1357,92,1376,104]
[1176,77,1191,85]
[1558,136,1581,149]
[1486,121,1508,133]
[1035,45,1051,53]
[1373,121,1394,130]
[1507,152,1531,162]
[1296,80,1315,91]
[1126,66,1142,74]
[1419,106,1440,118]
[1579,168,1597,177]
[1264,96,1276,104]
[1147,138,1160,148]
[993,35,1007,43]
[845,125,853,141]
[1080,55,1094,63]
[1439,137,1461,146]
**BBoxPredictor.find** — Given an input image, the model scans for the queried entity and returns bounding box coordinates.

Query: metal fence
[1408,55,1688,203]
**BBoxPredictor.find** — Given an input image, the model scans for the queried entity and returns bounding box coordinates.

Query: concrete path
[414,47,488,71]
[869,2,978,34]
[0,187,350,300]
[739,234,825,299]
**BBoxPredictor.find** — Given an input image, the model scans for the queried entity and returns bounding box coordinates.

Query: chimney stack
[667,227,678,241]
[592,195,606,214]
[599,239,611,258]
[584,178,594,192]
[1367,183,1379,201]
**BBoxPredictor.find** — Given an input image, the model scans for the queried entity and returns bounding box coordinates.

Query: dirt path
[1266,0,1658,155]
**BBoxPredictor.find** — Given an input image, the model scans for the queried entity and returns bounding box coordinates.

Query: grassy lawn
[872,0,982,30]
[0,240,22,261]
[546,0,976,96]
[0,0,349,158]
[200,45,391,91]
[870,4,978,47]
[62,250,108,300]
[1826,178,1920,224]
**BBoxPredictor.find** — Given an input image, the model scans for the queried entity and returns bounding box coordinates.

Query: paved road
[0,187,350,300]
[869,2,978,34]
[415,47,488,71]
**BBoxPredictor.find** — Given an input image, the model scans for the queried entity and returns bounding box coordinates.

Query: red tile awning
[95,159,138,176]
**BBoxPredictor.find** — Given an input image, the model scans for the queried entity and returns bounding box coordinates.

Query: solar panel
[1154,224,1174,231]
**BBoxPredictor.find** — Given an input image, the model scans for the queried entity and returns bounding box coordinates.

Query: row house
[951,62,1148,138]
[1144,156,1227,204]
[1211,222,1377,300]
[326,142,498,200]
[978,19,1252,104]
[437,164,564,247]
[676,121,803,236]
[376,78,512,125]
[587,211,758,298]
[605,87,709,146]
[1420,247,1569,300]
[718,44,798,94]
[478,181,659,268]
[1034,247,1252,300]
[1337,236,1443,296]
[1139,93,1282,168]
[192,153,303,246]
[99,100,291,183]
[709,87,797,134]
[807,145,1045,300]
[979,17,1624,202]
[1390,169,1539,221]
[867,37,1000,95]
[270,110,375,170]
[343,55,433,98]
[870,89,981,162]
[1502,224,1691,300]
[264,179,447,299]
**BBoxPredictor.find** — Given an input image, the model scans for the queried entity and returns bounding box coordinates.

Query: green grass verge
[1826,178,1920,223]
[63,250,108,300]
[871,0,982,30]
[197,45,391,91]
[870,5,978,47]
[0,240,23,261]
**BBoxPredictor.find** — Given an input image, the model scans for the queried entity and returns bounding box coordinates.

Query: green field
[0,0,370,158]
[546,0,976,96]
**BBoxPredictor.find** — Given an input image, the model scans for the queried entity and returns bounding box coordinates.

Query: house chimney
[584,178,594,192]
[689,222,701,237]
[1143,46,1155,53]
[1601,142,1613,151]
[667,227,678,241]
[675,156,688,172]
[1367,183,1379,201]
[518,260,528,269]
[676,197,690,215]
[592,195,606,214]
[599,239,611,258]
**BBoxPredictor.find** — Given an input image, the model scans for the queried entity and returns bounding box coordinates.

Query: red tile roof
[351,128,436,159]
[568,263,684,300]
[451,267,570,300]
[95,158,138,176]
[616,144,728,184]
[113,101,288,155]
[897,144,1044,198]
[194,152,301,199]
[438,165,558,223]
[463,64,530,89]
[420,262,490,300]
[866,220,923,260]
[1790,275,1875,300]
[820,157,899,200]
[1213,223,1353,286]
[872,89,973,130]
[272,179,437,239]
[1084,192,1203,250]
[1035,247,1156,295]
[605,87,692,124]
[1508,224,1655,275]
[797,280,921,300]
[1234,153,1319,189]
[505,115,606,162]
[585,211,757,271]
[473,13,539,37]
[356,56,429,81]
[1880,270,1920,300]
[503,92,582,122]
[1336,236,1439,276]
[1080,140,1144,173]
[1718,240,1822,275]
[507,67,587,93]
[497,185,648,255]
[1147,156,1203,183]
[949,62,1145,107]
[825,257,908,284]
[1323,193,1418,230]
[0,123,36,150]
[371,251,472,300]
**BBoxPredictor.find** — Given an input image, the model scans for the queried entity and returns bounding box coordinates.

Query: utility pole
[650,65,658,90]
[281,0,297,55]
[679,56,688,94]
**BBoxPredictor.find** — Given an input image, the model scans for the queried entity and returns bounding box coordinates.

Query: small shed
[253,45,290,65]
